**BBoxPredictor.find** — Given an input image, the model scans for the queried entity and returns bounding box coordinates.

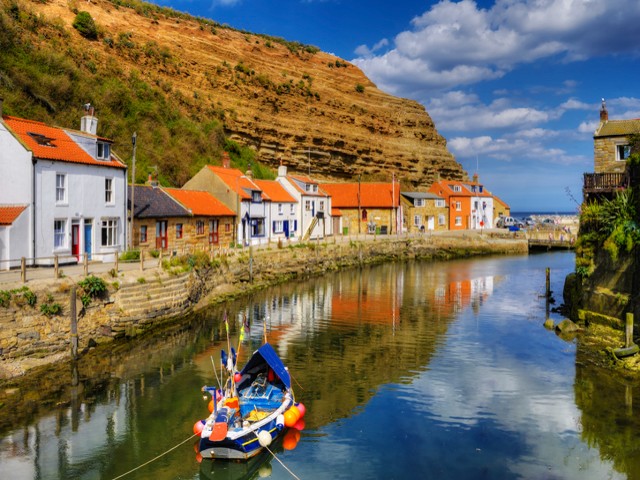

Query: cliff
[0,0,465,186]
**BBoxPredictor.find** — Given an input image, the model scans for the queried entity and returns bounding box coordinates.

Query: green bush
[72,11,98,40]
[120,250,141,261]
[40,294,62,317]
[355,84,365,93]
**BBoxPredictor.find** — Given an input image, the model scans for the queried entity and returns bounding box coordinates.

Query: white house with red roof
[275,165,331,240]
[0,101,127,264]
[253,179,298,242]
[428,175,494,230]
[0,205,29,269]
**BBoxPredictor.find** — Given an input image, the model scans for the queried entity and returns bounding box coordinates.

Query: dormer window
[452,185,462,192]
[305,184,311,192]
[313,185,318,193]
[97,142,110,160]
[251,191,262,203]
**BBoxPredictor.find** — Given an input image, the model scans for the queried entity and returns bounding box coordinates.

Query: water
[0,251,636,479]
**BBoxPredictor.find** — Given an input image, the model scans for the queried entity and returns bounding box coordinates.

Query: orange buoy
[283,408,298,427]
[193,420,205,435]
[282,428,301,450]
[208,400,214,413]
[289,405,301,421]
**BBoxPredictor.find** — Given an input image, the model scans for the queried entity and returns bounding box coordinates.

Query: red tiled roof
[2,116,125,169]
[321,182,400,208]
[207,166,262,200]
[0,205,27,225]
[429,180,491,199]
[164,188,235,216]
[253,179,295,202]
[331,207,342,216]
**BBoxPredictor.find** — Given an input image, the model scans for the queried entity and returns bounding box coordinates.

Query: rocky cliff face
[21,0,465,186]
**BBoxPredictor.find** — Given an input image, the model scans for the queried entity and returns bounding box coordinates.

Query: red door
[156,220,168,249]
[209,219,219,244]
[71,225,80,260]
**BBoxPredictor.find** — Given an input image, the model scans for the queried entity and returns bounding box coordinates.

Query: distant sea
[512,211,577,218]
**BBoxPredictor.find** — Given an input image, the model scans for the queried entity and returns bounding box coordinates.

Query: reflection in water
[0,252,631,479]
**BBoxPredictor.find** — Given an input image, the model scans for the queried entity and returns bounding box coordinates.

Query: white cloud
[210,0,242,6]
[353,0,640,94]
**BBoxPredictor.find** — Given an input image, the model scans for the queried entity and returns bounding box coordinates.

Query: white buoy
[276,414,285,429]
[257,430,272,447]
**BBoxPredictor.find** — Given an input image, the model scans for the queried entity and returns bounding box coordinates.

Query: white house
[275,165,332,240]
[253,179,298,242]
[0,101,128,265]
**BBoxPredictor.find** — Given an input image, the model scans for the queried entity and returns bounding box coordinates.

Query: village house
[428,175,494,231]
[585,99,640,202]
[0,101,127,267]
[253,179,298,243]
[128,184,235,254]
[182,154,271,246]
[320,181,400,235]
[492,195,511,222]
[399,192,448,233]
[277,165,331,240]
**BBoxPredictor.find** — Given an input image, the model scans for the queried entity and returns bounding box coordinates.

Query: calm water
[1,251,638,480]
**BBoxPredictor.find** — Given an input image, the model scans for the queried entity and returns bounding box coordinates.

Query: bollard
[54,255,59,279]
[140,250,144,271]
[626,313,634,348]
[545,267,550,299]
[83,253,88,276]
[114,254,119,273]
[70,286,78,359]
[21,257,26,283]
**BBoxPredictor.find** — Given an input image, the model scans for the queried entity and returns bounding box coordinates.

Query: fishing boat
[195,342,305,461]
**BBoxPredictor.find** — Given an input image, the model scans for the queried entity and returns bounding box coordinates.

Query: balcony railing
[583,172,628,192]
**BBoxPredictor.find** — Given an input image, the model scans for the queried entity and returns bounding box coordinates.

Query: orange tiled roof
[2,116,125,169]
[321,182,400,208]
[253,179,295,202]
[0,205,27,225]
[164,188,235,216]
[207,166,262,200]
[430,180,491,198]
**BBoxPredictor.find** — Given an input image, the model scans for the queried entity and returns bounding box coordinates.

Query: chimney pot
[600,98,608,122]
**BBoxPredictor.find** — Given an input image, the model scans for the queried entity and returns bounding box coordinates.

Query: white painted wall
[0,209,30,269]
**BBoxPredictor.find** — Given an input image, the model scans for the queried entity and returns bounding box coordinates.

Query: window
[278,203,283,215]
[140,225,148,243]
[176,223,183,239]
[455,201,462,211]
[97,142,111,160]
[438,214,446,226]
[196,220,205,235]
[101,219,118,247]
[305,184,311,192]
[435,199,445,208]
[251,218,265,237]
[290,204,295,215]
[362,209,368,221]
[319,200,325,211]
[273,220,283,233]
[305,200,311,211]
[415,198,425,207]
[105,178,113,204]
[313,185,318,193]
[54,219,66,248]
[56,174,66,203]
[225,223,231,232]
[452,185,462,192]
[251,191,262,203]
[414,215,422,226]
[617,144,631,161]
[455,216,462,226]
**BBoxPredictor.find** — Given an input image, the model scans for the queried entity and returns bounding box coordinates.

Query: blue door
[283,220,290,238]
[84,223,92,260]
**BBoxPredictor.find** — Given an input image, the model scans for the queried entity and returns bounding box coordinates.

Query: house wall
[339,207,397,234]
[266,202,298,242]
[134,216,235,253]
[0,210,30,269]
[448,196,473,230]
[34,161,126,264]
[469,197,494,230]
[594,136,628,174]
[401,199,448,233]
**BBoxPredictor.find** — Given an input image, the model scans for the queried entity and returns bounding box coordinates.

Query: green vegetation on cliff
[0,0,272,185]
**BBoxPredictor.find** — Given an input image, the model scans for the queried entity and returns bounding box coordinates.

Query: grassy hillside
[0,0,275,184]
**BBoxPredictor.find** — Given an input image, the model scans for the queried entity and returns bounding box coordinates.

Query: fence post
[140,250,144,271]
[21,257,26,283]
[114,253,119,273]
[83,253,88,276]
[70,286,78,359]
[54,255,59,279]
[159,248,163,267]
[626,313,634,348]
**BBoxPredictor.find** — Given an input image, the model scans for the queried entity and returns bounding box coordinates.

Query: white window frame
[438,214,446,226]
[273,220,283,233]
[278,203,283,215]
[413,215,422,226]
[101,218,118,247]
[455,216,462,226]
[452,185,462,192]
[56,173,66,204]
[319,200,325,211]
[616,143,631,161]
[435,199,445,208]
[105,177,114,205]
[415,198,425,207]
[305,200,311,211]
[455,201,462,211]
[290,204,295,215]
[97,142,111,160]
[54,219,66,249]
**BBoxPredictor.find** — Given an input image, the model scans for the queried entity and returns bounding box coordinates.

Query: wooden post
[159,248,163,266]
[140,250,144,271]
[545,267,550,299]
[70,286,78,359]
[83,253,88,276]
[114,253,119,273]
[21,257,26,283]
[54,255,59,279]
[626,312,634,348]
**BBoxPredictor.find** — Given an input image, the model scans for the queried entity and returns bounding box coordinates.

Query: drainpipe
[31,156,37,264]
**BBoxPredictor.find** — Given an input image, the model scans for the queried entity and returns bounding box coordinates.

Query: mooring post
[545,267,550,298]
[626,312,634,348]
[70,286,78,359]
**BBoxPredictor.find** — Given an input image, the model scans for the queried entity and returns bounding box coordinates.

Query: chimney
[80,103,98,135]
[600,98,608,122]
[221,152,231,168]
[472,173,479,183]
[245,165,253,179]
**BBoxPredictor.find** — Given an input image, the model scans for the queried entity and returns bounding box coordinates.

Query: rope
[110,433,197,480]
[263,443,302,480]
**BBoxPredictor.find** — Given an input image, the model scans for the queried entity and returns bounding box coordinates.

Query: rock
[543,318,554,330]
[555,319,579,333]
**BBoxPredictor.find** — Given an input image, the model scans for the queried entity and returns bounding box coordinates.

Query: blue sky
[153,0,640,213]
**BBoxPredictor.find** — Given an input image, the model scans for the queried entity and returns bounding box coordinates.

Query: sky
[152,0,640,213]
